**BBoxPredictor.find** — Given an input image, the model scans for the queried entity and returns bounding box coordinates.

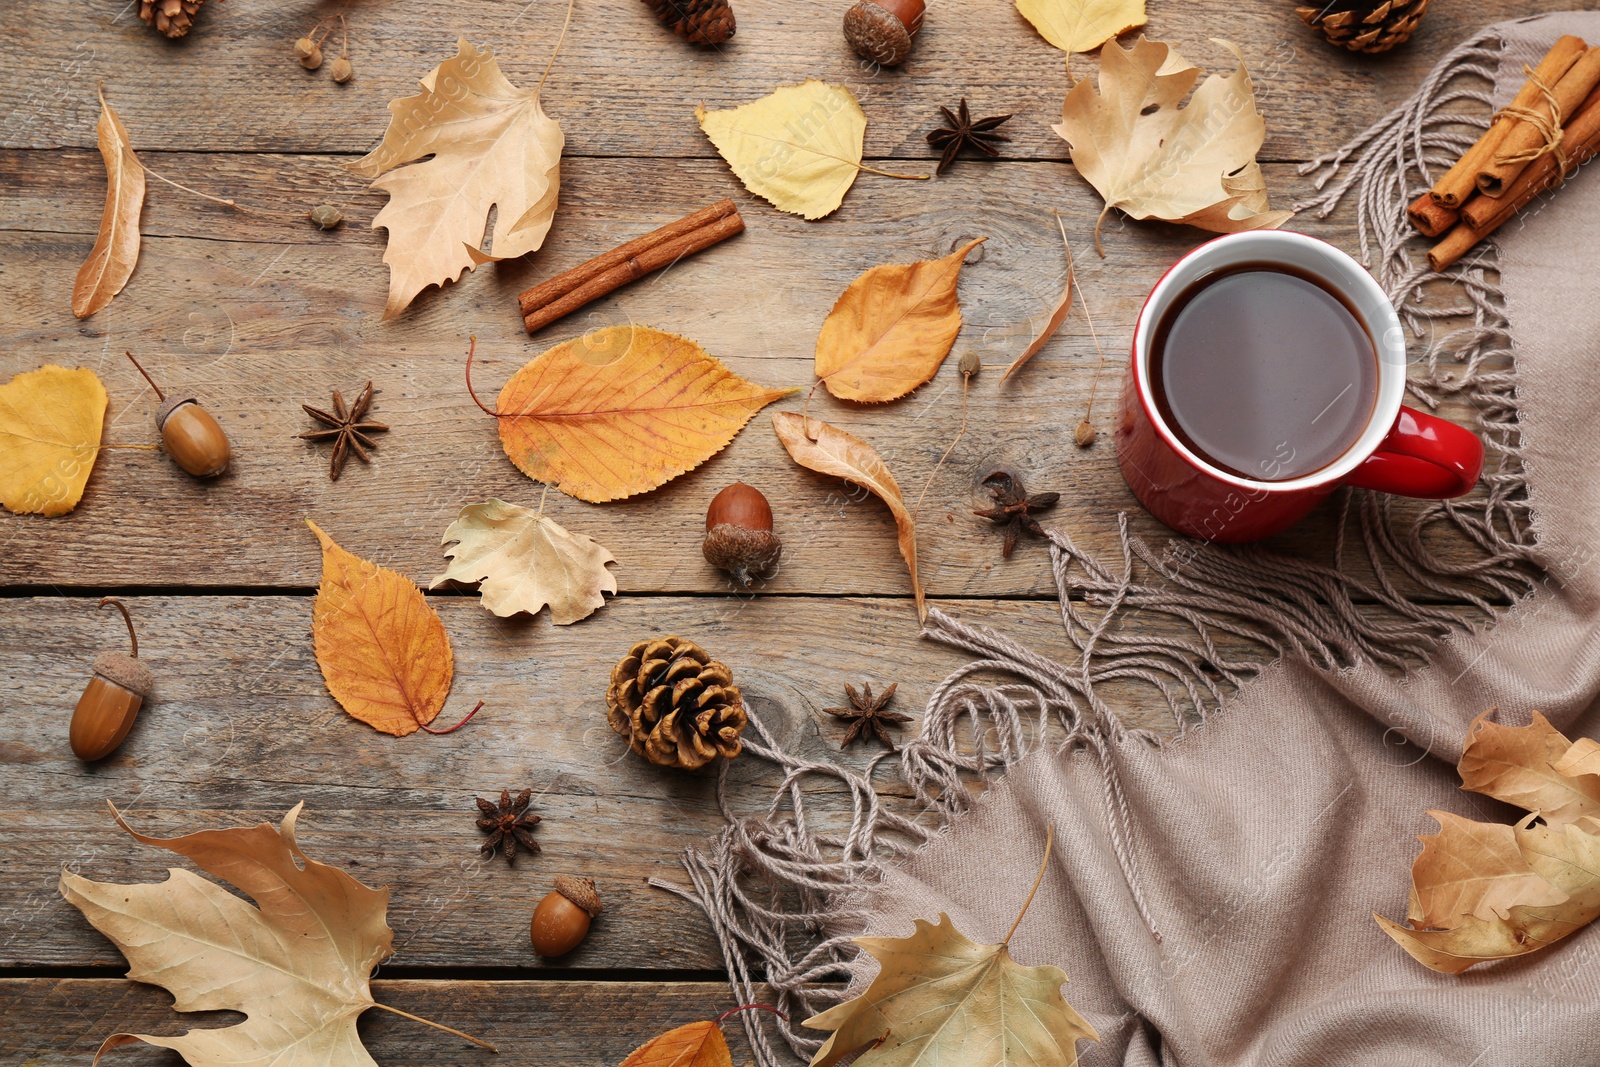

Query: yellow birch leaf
[805,914,1099,1067]
[0,364,107,517]
[495,325,796,503]
[73,88,145,319]
[1015,0,1146,55]
[815,238,984,402]
[620,1020,732,1067]
[431,498,617,624]
[1052,37,1292,252]
[1459,710,1600,827]
[346,38,563,318]
[697,80,868,220]
[309,519,455,736]
[772,412,924,619]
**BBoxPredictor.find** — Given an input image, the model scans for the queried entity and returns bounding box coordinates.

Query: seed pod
[329,56,353,83]
[844,0,925,67]
[530,875,603,957]
[310,204,344,230]
[959,351,981,379]
[128,352,232,478]
[703,482,782,587]
[70,599,154,762]
[1074,419,1097,448]
[295,36,323,69]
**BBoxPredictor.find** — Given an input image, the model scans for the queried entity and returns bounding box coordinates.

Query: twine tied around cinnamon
[1492,63,1569,171]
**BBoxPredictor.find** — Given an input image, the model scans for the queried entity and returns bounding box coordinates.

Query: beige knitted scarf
[658,13,1600,1064]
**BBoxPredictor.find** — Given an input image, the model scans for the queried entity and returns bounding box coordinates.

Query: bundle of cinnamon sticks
[1412,35,1600,271]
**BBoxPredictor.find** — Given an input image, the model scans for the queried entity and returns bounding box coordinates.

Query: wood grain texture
[0,152,1500,594]
[0,0,1570,160]
[0,978,772,1065]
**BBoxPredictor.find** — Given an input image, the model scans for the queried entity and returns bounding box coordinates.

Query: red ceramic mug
[1116,231,1483,543]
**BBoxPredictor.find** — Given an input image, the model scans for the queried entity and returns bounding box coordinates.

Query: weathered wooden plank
[1,593,1123,969]
[0,0,1560,163]
[0,978,775,1065]
[0,152,1503,594]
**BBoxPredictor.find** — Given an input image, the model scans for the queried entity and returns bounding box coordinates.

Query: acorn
[294,36,323,69]
[329,56,353,83]
[530,875,603,957]
[127,352,232,478]
[844,0,924,67]
[70,599,153,762]
[703,482,782,587]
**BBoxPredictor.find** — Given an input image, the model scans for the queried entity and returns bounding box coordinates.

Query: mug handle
[1341,406,1484,499]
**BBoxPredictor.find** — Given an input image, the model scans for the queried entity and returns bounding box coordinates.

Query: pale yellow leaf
[815,238,984,402]
[0,365,107,517]
[1459,710,1600,826]
[496,325,795,503]
[1405,810,1567,927]
[431,498,617,624]
[805,913,1099,1067]
[73,88,145,319]
[59,802,394,1067]
[1015,0,1146,55]
[772,412,924,620]
[697,80,867,220]
[1004,218,1075,380]
[1052,37,1292,250]
[347,38,563,318]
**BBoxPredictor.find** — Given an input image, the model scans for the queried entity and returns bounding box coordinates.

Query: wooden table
[0,0,1561,1061]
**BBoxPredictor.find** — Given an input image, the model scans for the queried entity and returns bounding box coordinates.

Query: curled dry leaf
[1004,216,1075,381]
[816,238,984,403]
[73,88,145,319]
[1377,711,1600,972]
[0,365,107,517]
[308,519,455,736]
[347,39,563,318]
[805,913,1099,1066]
[59,803,401,1067]
[1015,0,1147,55]
[620,1020,732,1067]
[1052,37,1292,253]
[772,412,924,619]
[698,80,870,220]
[431,498,617,624]
[494,325,795,503]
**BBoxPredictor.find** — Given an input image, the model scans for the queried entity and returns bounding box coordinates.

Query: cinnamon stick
[1407,191,1458,237]
[1477,45,1600,198]
[1429,34,1587,209]
[518,200,745,331]
[1429,86,1600,271]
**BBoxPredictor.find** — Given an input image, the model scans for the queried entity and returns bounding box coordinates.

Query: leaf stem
[371,1001,498,1052]
[140,164,307,221]
[537,0,577,95]
[1002,821,1054,946]
[716,1003,789,1025]
[463,337,503,418]
[418,701,484,736]
[856,161,931,181]
[912,367,970,515]
[1074,217,1108,422]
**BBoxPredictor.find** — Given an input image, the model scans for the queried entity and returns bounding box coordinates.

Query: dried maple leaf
[815,238,984,403]
[1015,0,1146,55]
[697,80,868,220]
[0,365,107,517]
[620,1020,732,1067]
[1377,711,1600,973]
[59,802,493,1065]
[73,88,145,319]
[772,412,924,620]
[493,325,795,503]
[347,38,563,318]
[1052,37,1292,253]
[308,519,455,736]
[431,497,617,623]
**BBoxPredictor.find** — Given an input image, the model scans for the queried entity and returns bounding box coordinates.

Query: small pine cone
[642,0,735,45]
[139,0,211,38]
[606,636,746,770]
[1296,0,1428,55]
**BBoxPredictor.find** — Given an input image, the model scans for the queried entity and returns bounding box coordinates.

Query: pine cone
[641,0,736,45]
[138,0,212,38]
[1297,0,1428,55]
[606,636,746,770]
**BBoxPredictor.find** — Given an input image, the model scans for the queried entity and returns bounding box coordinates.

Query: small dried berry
[330,56,353,83]
[310,204,344,230]
[295,36,323,69]
[959,351,981,378]
[1074,419,1097,448]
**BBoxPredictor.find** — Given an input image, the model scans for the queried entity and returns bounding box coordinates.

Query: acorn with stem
[126,352,232,478]
[70,599,154,762]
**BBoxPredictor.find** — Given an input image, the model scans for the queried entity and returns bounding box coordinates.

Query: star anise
[823,681,913,751]
[475,788,542,866]
[925,99,1013,175]
[298,381,388,481]
[974,470,1059,559]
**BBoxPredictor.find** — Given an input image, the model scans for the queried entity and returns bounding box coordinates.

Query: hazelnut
[844,0,925,67]
[702,482,782,587]
[531,875,603,957]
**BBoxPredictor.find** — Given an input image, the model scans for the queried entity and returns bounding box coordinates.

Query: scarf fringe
[657,27,1541,1066]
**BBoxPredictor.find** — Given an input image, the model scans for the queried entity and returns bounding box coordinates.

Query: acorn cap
[93,651,153,697]
[156,395,199,430]
[553,875,602,917]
